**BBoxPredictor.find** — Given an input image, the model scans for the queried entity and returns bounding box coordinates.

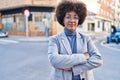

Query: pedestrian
[48,1,103,80]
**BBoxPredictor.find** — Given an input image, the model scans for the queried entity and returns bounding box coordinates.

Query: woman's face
[63,11,79,31]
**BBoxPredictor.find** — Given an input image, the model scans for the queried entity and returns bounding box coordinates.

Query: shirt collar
[64,28,76,36]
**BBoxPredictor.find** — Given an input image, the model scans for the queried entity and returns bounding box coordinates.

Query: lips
[68,24,75,27]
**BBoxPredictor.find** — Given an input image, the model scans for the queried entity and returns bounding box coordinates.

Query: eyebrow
[65,14,78,16]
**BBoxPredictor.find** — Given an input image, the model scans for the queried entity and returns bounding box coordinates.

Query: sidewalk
[102,41,120,51]
[91,32,120,50]
[4,32,120,50]
[1,32,109,42]
[83,31,109,40]
[2,36,49,42]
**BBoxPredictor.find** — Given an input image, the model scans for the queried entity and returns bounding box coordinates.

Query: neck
[64,28,76,36]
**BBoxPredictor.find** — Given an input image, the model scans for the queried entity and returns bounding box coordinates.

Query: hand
[84,52,90,59]
[58,67,72,70]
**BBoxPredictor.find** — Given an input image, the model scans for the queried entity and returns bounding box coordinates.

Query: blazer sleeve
[72,36,103,75]
[48,36,87,69]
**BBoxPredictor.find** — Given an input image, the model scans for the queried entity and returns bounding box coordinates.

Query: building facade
[114,0,120,27]
[0,0,120,37]
[0,0,59,36]
[77,0,116,32]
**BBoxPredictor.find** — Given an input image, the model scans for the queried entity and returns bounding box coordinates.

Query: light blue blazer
[48,30,103,80]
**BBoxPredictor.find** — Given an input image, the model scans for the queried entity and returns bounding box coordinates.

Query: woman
[48,1,103,80]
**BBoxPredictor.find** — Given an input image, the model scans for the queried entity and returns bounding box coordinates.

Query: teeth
[69,24,75,25]
[69,24,74,25]
[69,23,75,24]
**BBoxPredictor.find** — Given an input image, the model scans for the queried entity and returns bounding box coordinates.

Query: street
[0,38,120,80]
[0,40,51,80]
[94,39,120,80]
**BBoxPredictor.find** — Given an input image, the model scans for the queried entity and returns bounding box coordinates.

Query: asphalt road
[94,39,120,80]
[0,39,120,80]
[0,41,51,80]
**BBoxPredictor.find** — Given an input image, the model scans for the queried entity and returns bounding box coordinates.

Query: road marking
[101,41,120,51]
[0,39,19,44]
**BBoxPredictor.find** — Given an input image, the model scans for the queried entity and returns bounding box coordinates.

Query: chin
[69,28,76,31]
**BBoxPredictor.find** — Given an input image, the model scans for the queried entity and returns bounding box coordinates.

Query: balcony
[0,0,56,10]
[0,0,33,10]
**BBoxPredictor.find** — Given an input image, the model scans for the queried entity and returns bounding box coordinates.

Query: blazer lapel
[76,31,84,53]
[61,32,72,55]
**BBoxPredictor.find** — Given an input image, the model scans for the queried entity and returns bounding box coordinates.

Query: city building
[0,0,59,36]
[114,0,120,27]
[77,0,116,32]
[0,0,120,37]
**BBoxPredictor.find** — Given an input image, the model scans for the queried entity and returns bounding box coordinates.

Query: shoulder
[49,35,58,42]
[77,31,92,41]
[49,32,63,42]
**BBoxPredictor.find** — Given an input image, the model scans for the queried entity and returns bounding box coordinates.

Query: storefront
[0,6,55,36]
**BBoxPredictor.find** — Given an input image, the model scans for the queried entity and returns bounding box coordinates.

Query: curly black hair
[55,0,87,26]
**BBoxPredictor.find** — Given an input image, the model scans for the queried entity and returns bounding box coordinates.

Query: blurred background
[0,0,120,37]
[0,0,120,80]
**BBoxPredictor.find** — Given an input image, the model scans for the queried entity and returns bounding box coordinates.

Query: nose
[70,18,76,21]
[69,18,76,23]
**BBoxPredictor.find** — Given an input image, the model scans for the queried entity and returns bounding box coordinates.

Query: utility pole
[24,9,30,37]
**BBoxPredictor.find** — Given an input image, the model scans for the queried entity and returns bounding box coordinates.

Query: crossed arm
[48,36,103,75]
[58,52,90,70]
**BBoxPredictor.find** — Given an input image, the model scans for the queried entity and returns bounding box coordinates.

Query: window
[16,16,26,32]
[98,21,100,28]
[2,17,14,31]
[33,12,51,32]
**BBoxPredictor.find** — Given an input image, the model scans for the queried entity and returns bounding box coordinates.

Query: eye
[74,16,79,20]
[64,15,79,20]
[65,15,71,19]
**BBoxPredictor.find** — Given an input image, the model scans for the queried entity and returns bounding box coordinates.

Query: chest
[57,37,88,55]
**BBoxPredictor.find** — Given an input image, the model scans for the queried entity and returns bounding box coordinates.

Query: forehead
[65,11,78,16]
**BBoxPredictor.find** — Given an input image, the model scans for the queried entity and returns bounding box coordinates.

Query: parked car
[115,28,120,43]
[107,27,120,44]
[0,29,8,38]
